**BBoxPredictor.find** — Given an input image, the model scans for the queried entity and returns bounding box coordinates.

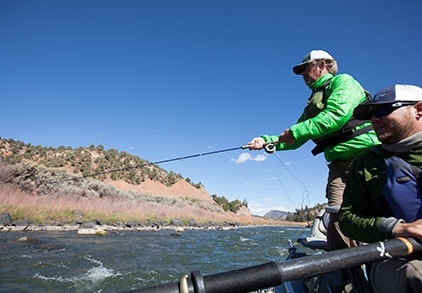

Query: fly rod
[71,145,250,180]
[48,142,278,183]
[74,142,279,180]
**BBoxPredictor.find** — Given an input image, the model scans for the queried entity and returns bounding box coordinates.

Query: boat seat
[296,206,339,251]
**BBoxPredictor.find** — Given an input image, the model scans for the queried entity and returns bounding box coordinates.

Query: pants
[370,258,422,292]
[326,159,356,251]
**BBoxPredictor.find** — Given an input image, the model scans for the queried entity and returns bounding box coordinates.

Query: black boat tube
[125,237,421,293]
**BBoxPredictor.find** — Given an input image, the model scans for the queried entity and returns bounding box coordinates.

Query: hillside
[0,137,304,228]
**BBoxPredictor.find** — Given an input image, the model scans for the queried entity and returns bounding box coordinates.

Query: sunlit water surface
[0,226,314,292]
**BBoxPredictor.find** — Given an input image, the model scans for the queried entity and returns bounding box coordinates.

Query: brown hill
[110,178,215,204]
[0,138,302,227]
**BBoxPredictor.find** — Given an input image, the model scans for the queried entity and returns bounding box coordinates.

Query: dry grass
[0,183,296,227]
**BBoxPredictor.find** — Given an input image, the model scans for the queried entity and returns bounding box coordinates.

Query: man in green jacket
[339,84,422,292]
[247,50,380,250]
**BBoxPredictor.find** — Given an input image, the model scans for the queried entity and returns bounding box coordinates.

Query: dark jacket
[339,145,422,243]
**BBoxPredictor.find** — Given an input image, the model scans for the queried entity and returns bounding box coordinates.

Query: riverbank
[0,224,232,234]
[1,183,308,233]
[0,219,308,234]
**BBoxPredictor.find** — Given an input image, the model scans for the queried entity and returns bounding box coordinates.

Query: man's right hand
[247,137,265,150]
[394,219,422,240]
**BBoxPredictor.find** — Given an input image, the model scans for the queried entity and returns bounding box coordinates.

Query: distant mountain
[265,204,327,223]
[264,210,292,221]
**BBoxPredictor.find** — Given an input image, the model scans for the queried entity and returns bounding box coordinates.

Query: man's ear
[318,60,326,70]
[414,102,422,120]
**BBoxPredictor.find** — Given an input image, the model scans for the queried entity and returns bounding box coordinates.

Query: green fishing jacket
[261,73,380,162]
[339,146,422,243]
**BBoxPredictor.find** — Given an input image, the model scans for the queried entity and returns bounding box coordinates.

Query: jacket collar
[309,73,333,92]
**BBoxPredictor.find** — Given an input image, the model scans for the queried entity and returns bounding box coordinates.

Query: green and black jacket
[261,73,380,162]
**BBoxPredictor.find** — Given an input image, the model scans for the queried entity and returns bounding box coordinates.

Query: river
[0,226,315,292]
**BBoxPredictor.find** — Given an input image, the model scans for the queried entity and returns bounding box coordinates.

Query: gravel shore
[0,223,245,234]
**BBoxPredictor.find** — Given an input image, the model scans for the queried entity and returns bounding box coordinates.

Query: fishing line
[272,153,310,209]
[268,156,300,206]
[265,142,310,209]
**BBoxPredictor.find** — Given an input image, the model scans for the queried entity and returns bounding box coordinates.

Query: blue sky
[1,1,421,216]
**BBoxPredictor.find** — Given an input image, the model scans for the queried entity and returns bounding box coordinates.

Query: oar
[124,237,421,293]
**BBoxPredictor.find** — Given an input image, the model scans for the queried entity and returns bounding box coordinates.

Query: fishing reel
[242,142,277,154]
[264,143,277,154]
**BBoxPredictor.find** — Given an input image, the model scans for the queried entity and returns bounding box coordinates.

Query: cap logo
[373,93,386,102]
[396,176,411,184]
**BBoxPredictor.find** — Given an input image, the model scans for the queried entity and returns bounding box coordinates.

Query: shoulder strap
[371,147,422,184]
[311,88,373,156]
[317,78,333,104]
[370,145,389,157]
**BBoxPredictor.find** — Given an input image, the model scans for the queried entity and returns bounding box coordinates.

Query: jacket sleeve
[260,134,307,151]
[290,74,365,143]
[338,154,397,243]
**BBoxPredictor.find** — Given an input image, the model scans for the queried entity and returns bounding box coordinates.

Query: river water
[0,226,315,293]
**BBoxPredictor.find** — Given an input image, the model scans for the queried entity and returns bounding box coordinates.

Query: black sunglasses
[371,102,416,118]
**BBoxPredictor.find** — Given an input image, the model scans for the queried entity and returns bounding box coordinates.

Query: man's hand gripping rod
[243,142,278,154]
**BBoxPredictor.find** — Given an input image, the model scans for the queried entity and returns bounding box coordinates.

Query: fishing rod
[44,142,279,185]
[123,237,422,293]
[59,142,279,181]
[63,145,250,181]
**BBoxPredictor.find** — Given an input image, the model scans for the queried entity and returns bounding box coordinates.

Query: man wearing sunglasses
[339,84,422,292]
[247,50,380,251]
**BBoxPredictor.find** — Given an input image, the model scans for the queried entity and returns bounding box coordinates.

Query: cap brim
[293,62,307,75]
[353,102,393,120]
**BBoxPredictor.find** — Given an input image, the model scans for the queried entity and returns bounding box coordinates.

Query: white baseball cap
[293,50,334,75]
